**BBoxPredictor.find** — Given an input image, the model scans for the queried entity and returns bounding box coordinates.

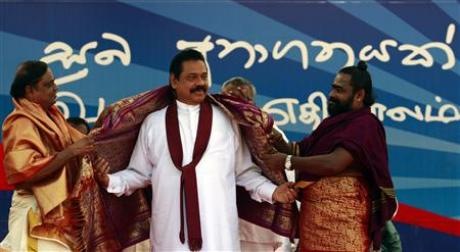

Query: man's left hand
[272,182,298,203]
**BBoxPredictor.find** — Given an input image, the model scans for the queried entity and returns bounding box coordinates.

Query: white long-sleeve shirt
[107,100,276,251]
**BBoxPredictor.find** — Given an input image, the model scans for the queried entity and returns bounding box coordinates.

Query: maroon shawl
[298,107,397,249]
[90,85,298,248]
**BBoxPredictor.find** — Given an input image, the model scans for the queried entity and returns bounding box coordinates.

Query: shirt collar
[176,99,200,112]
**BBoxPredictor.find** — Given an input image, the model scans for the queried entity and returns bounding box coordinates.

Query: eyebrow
[331,84,343,89]
[187,72,207,76]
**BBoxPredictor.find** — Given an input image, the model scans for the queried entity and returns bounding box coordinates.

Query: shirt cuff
[107,174,126,197]
[259,182,277,204]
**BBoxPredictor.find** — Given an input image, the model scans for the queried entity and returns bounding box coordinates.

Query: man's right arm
[101,119,153,196]
[19,137,95,186]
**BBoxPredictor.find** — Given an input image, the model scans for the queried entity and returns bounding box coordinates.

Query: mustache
[190,85,207,93]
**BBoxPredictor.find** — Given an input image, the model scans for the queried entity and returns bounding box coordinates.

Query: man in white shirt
[98,49,297,251]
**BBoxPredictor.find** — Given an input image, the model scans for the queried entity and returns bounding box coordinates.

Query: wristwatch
[284,155,293,170]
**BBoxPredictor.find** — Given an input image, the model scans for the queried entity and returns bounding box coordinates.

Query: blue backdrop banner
[0,1,459,251]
